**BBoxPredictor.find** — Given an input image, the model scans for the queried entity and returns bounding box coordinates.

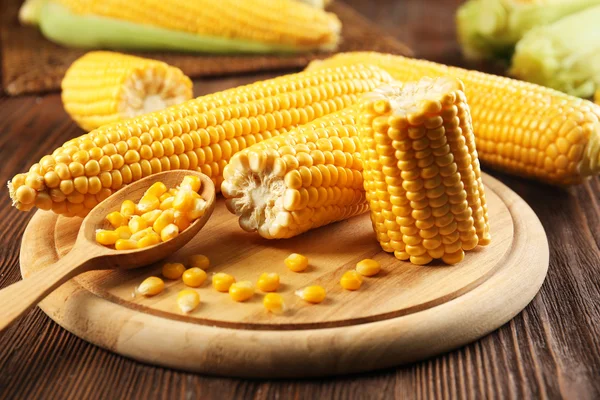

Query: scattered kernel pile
[96,175,207,250]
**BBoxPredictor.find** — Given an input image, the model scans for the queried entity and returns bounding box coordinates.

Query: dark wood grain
[1,0,599,399]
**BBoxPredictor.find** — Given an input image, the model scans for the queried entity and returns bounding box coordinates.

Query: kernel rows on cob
[8,65,392,217]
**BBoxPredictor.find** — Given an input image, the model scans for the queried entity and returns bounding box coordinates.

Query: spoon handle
[0,250,95,332]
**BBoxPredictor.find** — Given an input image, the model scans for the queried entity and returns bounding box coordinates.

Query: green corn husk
[456,0,600,61]
[510,5,600,97]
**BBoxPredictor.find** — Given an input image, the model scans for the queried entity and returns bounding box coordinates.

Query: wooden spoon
[0,170,216,332]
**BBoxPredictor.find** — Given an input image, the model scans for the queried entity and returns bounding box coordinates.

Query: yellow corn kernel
[187,197,207,220]
[128,215,147,233]
[257,272,280,292]
[136,194,160,214]
[159,196,175,210]
[285,253,308,272]
[96,229,119,245]
[212,272,236,292]
[153,209,175,233]
[138,276,164,296]
[295,285,326,303]
[130,227,154,241]
[106,211,128,228]
[173,189,195,212]
[263,293,286,314]
[182,267,207,288]
[177,289,200,314]
[137,232,160,248]
[115,238,138,250]
[160,223,179,242]
[145,182,168,198]
[180,175,201,192]
[141,209,162,225]
[174,211,191,231]
[115,225,132,239]
[356,259,381,277]
[120,200,136,217]
[159,192,173,202]
[188,254,210,270]
[162,262,186,280]
[229,281,254,302]
[340,270,362,291]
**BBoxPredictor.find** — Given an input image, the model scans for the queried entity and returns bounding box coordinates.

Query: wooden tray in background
[0,0,412,96]
[19,174,549,377]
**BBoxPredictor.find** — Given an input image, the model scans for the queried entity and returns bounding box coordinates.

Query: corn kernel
[173,189,195,212]
[141,209,162,225]
[115,225,132,239]
[180,175,201,192]
[257,273,280,292]
[106,211,128,228]
[212,272,236,292]
[137,232,160,248]
[177,289,200,313]
[136,194,160,214]
[153,209,175,233]
[229,281,254,302]
[159,196,174,210]
[188,254,210,270]
[120,200,136,217]
[162,262,186,280]
[160,223,179,242]
[159,192,173,202]
[145,182,168,198]
[138,276,164,296]
[263,293,285,314]
[340,270,362,291]
[128,215,147,233]
[295,285,326,303]
[182,267,207,288]
[174,211,191,231]
[130,227,154,241]
[285,253,308,272]
[96,229,119,245]
[187,197,207,220]
[356,259,381,277]
[115,238,138,250]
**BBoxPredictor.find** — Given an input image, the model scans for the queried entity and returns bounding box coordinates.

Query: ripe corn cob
[308,52,600,186]
[8,65,392,217]
[27,0,340,53]
[222,108,368,239]
[358,78,490,265]
[62,51,193,131]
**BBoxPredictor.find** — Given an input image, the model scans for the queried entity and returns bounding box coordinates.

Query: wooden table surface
[1,1,599,399]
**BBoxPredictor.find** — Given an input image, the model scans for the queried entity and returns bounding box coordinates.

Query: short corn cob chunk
[359,78,490,265]
[8,65,392,217]
[308,52,600,186]
[221,108,368,239]
[62,51,193,131]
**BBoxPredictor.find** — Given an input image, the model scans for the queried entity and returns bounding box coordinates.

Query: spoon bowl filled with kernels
[0,170,215,331]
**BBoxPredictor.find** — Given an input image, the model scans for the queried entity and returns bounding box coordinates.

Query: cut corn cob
[8,65,392,217]
[32,0,340,53]
[308,52,600,186]
[62,51,193,131]
[359,78,490,265]
[221,108,368,239]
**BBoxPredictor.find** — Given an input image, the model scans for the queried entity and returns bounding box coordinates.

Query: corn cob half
[30,0,340,53]
[62,51,193,131]
[8,65,392,217]
[221,108,367,239]
[359,78,490,265]
[308,52,600,186]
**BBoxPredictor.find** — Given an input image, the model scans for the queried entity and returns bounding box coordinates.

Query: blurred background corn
[8,65,392,217]
[62,51,193,131]
[359,78,490,265]
[221,108,368,239]
[308,52,600,186]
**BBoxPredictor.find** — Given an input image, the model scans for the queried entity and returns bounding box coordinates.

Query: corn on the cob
[8,65,392,217]
[359,78,490,265]
[221,108,368,239]
[308,52,600,186]
[62,51,193,132]
[32,0,340,53]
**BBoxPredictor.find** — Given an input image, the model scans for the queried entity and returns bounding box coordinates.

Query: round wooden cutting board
[19,173,548,378]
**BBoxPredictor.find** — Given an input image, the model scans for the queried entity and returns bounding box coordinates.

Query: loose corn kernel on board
[19,174,548,376]
[1,0,411,96]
